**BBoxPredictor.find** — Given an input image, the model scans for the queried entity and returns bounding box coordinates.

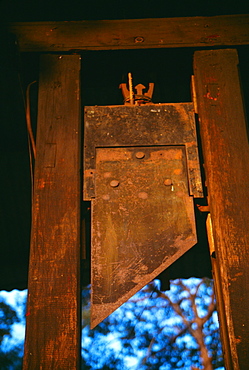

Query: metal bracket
[119,82,154,105]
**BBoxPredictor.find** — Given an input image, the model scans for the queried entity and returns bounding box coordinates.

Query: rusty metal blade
[91,146,197,328]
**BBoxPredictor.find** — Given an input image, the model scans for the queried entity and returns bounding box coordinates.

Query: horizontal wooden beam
[6,14,249,52]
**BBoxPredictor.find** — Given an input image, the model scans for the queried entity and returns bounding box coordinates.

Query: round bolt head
[110,180,120,188]
[164,179,172,186]
[135,151,145,159]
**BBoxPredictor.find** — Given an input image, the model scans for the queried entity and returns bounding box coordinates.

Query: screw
[164,179,172,186]
[134,36,144,43]
[110,180,120,188]
[135,151,145,159]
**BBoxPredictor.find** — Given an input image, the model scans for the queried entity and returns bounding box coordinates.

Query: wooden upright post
[23,55,81,369]
[194,49,249,370]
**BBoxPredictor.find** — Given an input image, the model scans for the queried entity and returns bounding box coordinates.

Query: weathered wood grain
[194,49,249,370]
[6,14,249,52]
[23,55,81,369]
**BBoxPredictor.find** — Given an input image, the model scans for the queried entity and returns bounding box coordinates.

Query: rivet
[110,180,120,187]
[135,151,145,159]
[138,192,148,199]
[164,179,172,186]
[103,172,112,178]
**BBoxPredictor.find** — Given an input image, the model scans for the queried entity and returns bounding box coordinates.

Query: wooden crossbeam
[6,14,249,52]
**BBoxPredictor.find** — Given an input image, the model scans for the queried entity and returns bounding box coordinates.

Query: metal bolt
[164,179,172,186]
[134,36,144,43]
[135,151,145,159]
[110,180,120,187]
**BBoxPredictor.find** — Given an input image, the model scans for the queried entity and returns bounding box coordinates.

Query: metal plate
[91,146,197,328]
[84,103,203,200]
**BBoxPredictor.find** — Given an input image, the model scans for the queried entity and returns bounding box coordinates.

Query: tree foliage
[0,299,23,369]
[0,279,224,369]
[81,278,224,370]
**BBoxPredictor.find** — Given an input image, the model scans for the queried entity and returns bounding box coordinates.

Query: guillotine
[3,14,249,369]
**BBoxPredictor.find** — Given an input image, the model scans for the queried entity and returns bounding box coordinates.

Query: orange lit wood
[23,55,81,369]
[6,14,249,52]
[194,49,249,370]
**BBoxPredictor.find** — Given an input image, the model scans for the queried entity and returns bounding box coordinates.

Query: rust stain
[201,34,221,44]
[205,76,218,83]
[175,103,191,124]
[97,148,131,162]
[234,336,242,344]
[204,92,220,101]
[230,271,244,282]
[204,83,220,101]
[207,34,220,40]
[173,168,182,175]
[235,271,243,277]
[150,148,183,160]
[37,178,54,189]
[84,169,95,178]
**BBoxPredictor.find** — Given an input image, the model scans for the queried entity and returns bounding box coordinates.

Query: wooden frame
[10,14,248,370]
[194,49,249,370]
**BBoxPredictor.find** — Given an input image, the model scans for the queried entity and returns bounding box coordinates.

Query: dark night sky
[0,0,249,22]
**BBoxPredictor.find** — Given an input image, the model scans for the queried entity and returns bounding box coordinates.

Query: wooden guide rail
[6,14,249,52]
[194,49,249,370]
[23,55,81,370]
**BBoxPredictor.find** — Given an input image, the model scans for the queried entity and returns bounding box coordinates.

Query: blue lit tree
[81,278,224,370]
[0,279,223,369]
[0,299,23,369]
